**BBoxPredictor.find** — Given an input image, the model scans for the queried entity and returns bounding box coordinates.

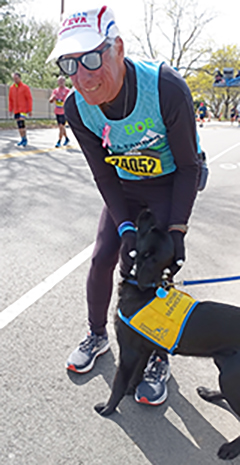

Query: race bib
[105,153,162,177]
[56,99,64,108]
[118,287,198,353]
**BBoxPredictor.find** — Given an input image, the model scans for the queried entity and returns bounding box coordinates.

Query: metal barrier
[0,84,55,119]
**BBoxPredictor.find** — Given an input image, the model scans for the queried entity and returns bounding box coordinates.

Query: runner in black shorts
[56,114,66,125]
[49,76,70,147]
[47,4,202,405]
[8,72,32,147]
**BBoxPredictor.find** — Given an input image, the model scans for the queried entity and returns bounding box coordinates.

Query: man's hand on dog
[119,229,137,278]
[162,230,185,279]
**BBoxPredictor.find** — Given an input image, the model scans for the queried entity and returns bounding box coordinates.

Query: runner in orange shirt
[49,76,70,147]
[8,72,32,147]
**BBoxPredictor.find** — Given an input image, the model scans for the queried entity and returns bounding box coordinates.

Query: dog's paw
[197,386,224,403]
[94,402,114,416]
[218,437,240,460]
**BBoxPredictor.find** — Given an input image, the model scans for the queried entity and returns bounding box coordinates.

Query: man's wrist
[118,221,136,237]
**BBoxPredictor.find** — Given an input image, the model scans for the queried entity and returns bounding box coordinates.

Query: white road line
[209,142,240,164]
[0,243,95,329]
[1,141,239,329]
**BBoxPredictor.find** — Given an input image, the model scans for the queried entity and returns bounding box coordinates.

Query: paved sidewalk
[0,127,80,160]
[1,125,240,465]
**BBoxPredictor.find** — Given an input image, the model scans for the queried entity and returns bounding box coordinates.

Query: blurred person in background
[197,102,207,127]
[49,75,70,147]
[9,72,32,147]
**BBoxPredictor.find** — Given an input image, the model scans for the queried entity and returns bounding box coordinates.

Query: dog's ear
[136,209,156,237]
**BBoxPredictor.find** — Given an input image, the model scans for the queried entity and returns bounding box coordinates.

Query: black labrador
[95,210,240,460]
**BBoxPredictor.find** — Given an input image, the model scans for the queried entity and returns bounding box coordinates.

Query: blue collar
[125,278,156,288]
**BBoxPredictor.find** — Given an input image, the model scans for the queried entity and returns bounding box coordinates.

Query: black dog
[95,210,240,460]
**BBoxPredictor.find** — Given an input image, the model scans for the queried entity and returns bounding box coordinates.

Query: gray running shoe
[65,331,110,373]
[135,352,171,405]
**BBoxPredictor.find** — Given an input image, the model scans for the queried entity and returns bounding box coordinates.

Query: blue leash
[177,275,240,286]
[126,276,240,288]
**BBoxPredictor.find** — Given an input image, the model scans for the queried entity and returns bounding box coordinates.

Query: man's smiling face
[65,38,126,106]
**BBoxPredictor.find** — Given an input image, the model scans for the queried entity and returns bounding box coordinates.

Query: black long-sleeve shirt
[65,59,199,227]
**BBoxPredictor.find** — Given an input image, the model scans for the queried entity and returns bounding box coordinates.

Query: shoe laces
[78,332,96,353]
[143,354,168,383]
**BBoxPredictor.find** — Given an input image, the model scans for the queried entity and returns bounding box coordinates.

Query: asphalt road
[1,121,240,465]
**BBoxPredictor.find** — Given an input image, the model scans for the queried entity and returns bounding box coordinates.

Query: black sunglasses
[57,42,112,75]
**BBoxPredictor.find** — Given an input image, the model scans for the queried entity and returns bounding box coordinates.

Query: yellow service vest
[118,287,198,354]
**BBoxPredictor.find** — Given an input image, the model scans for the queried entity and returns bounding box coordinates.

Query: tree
[127,0,216,76]
[0,3,60,88]
[10,19,60,89]
[0,0,11,81]
[186,45,240,119]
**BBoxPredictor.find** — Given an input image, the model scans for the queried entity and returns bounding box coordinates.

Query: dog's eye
[142,245,156,259]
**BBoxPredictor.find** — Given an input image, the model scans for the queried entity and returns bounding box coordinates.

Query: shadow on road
[66,351,237,464]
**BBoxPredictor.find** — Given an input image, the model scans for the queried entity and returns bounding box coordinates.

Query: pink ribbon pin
[102,123,112,148]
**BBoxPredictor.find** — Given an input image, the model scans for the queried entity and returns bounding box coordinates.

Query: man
[197,102,207,128]
[47,5,200,405]
[49,75,70,147]
[9,72,32,147]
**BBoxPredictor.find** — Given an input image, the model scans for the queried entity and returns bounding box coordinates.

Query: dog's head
[134,210,174,290]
